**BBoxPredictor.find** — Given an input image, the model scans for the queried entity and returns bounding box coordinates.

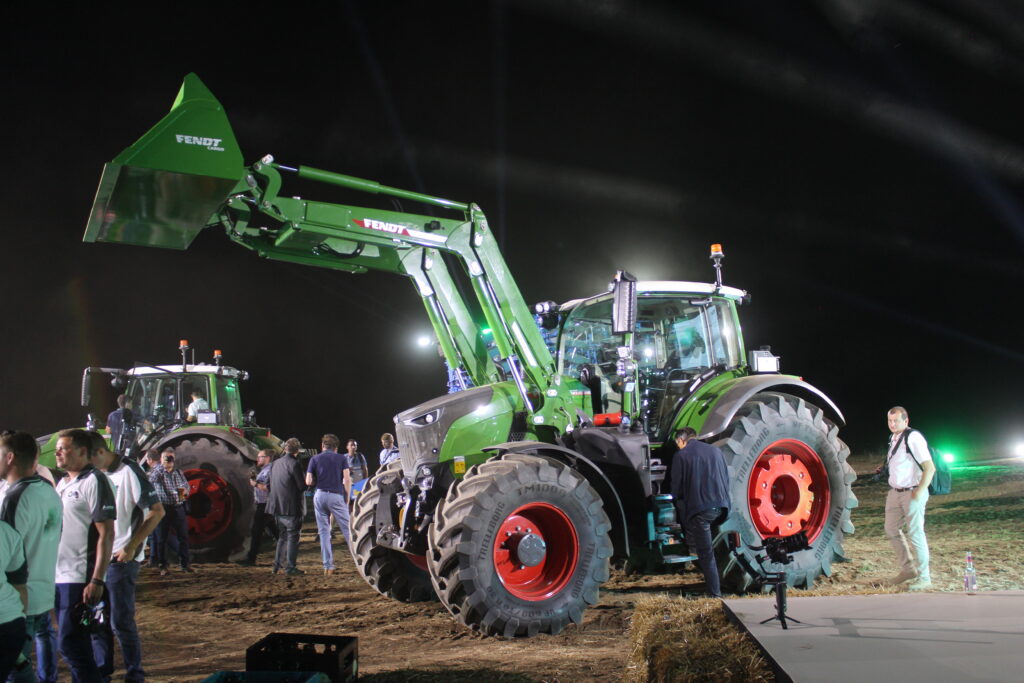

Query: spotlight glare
[416,335,432,348]
[1013,442,1024,459]
[942,452,955,464]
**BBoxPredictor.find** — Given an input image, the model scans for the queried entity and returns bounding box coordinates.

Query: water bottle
[963,551,977,594]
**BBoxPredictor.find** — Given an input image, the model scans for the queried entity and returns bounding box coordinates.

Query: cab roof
[559,280,747,311]
[127,364,245,378]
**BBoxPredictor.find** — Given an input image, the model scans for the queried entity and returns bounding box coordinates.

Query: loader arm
[83,73,576,432]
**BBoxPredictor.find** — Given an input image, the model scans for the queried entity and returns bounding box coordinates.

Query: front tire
[713,392,857,591]
[349,462,435,602]
[427,454,612,638]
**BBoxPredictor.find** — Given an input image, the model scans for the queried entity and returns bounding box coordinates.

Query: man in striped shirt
[148,449,191,576]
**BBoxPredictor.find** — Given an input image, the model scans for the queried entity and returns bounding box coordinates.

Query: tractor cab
[123,364,247,431]
[557,281,747,441]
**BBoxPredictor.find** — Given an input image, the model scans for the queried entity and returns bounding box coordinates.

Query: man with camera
[53,429,116,682]
[670,427,731,598]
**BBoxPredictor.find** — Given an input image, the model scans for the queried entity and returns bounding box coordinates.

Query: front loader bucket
[84,73,245,250]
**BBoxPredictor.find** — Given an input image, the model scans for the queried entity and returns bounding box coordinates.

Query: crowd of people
[0,428,400,681]
[2,402,938,677]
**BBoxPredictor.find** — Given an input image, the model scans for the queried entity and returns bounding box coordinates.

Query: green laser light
[942,452,955,464]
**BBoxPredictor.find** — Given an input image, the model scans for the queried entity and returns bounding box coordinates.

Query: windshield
[126,374,180,426]
[558,295,742,437]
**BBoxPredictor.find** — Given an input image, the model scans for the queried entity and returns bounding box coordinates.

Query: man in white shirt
[1,431,62,683]
[87,432,164,683]
[377,433,400,473]
[884,406,935,590]
[54,429,116,682]
[185,391,210,423]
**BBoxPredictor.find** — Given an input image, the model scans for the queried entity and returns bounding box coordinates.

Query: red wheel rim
[184,468,234,544]
[493,502,578,601]
[746,439,830,544]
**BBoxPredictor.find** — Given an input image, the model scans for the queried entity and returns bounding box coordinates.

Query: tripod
[727,532,808,630]
[758,571,801,629]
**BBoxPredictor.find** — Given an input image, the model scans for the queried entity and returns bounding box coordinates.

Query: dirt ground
[133,453,1024,681]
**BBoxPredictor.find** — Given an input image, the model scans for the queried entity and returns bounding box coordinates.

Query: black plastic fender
[151,425,260,461]
[698,375,845,440]
[482,441,629,557]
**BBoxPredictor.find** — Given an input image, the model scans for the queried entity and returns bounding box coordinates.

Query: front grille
[393,385,495,475]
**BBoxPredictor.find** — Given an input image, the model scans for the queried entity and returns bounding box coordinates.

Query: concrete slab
[722,591,1024,683]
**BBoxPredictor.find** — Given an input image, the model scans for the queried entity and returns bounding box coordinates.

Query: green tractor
[82,74,856,636]
[39,341,281,559]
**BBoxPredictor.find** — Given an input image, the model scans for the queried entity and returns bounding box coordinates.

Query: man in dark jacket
[670,427,731,598]
[265,439,306,576]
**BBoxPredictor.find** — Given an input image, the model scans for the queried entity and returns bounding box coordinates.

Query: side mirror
[611,270,637,335]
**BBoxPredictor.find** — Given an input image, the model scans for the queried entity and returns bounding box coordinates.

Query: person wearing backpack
[883,406,935,591]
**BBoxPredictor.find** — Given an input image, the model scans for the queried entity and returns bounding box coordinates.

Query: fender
[697,375,845,439]
[483,441,629,557]
[152,425,260,462]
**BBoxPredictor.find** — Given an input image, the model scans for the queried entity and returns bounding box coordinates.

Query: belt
[892,487,915,492]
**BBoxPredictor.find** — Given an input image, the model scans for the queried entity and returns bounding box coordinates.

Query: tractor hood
[393,383,522,475]
[83,74,245,250]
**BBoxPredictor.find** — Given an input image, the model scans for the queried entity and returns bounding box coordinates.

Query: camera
[762,531,811,565]
[71,601,106,632]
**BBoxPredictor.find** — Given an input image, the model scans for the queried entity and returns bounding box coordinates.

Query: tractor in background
[39,341,281,559]
[81,74,857,636]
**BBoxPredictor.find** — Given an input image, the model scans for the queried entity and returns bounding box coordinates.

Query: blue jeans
[682,507,724,598]
[313,490,351,570]
[55,583,101,683]
[91,560,144,682]
[155,505,190,569]
[7,611,57,683]
[273,515,302,571]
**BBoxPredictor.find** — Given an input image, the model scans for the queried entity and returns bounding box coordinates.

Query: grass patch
[626,595,772,682]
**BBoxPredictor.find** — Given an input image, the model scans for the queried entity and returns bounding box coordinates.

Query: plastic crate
[246,633,357,683]
[202,673,329,683]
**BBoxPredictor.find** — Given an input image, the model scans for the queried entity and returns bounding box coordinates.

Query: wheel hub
[747,439,830,543]
[493,504,578,601]
[512,533,547,567]
[184,468,234,545]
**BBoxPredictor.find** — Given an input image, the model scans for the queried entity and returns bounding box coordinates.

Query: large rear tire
[349,462,435,602]
[167,435,254,561]
[713,392,857,591]
[427,454,612,638]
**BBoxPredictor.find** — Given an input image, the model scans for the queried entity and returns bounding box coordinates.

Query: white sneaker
[908,578,933,591]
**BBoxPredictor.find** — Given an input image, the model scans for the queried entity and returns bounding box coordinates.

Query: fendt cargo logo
[175,134,225,152]
[353,218,447,244]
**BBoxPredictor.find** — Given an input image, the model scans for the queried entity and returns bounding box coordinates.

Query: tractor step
[661,554,698,564]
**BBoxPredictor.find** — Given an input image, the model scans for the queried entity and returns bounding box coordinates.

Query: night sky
[3,1,1022,461]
